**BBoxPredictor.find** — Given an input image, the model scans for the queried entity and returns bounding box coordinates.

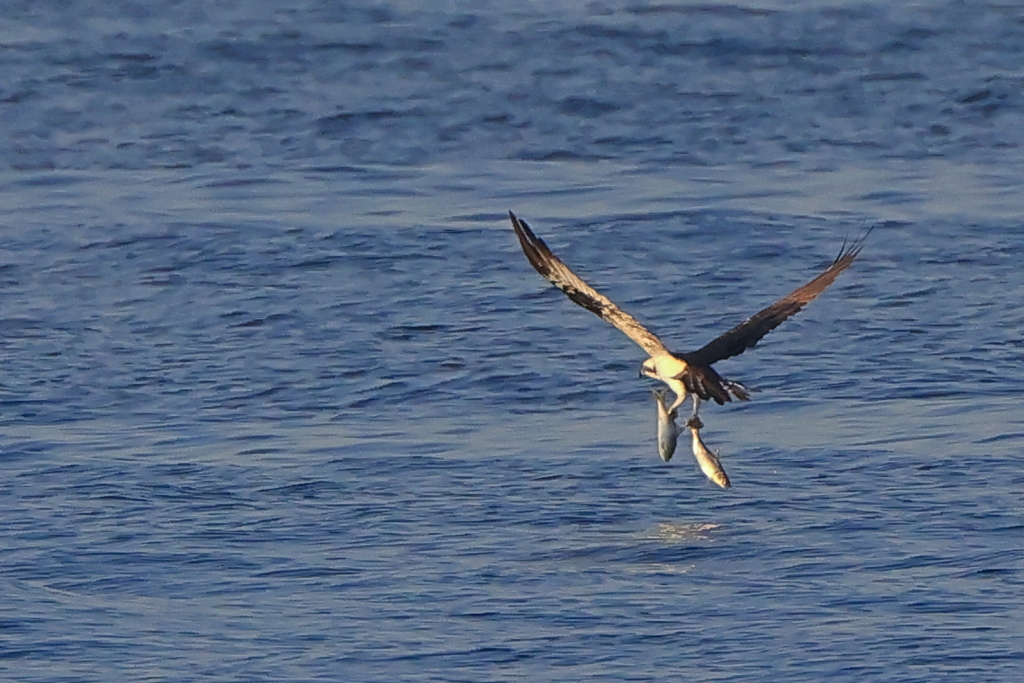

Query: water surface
[2,2,1024,681]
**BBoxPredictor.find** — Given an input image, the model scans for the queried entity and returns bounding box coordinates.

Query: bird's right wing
[509,211,670,358]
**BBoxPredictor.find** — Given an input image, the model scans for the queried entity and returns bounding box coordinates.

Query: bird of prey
[508,211,867,428]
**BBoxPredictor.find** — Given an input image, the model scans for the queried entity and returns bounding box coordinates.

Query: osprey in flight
[508,211,866,428]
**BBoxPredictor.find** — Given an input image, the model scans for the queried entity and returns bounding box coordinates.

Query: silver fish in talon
[689,426,731,489]
[652,388,680,462]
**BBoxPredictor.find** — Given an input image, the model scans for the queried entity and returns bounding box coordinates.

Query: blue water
[2,1,1024,681]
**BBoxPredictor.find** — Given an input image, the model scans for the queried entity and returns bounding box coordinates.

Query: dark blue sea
[3,1,1024,681]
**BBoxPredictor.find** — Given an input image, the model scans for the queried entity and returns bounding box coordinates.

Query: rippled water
[3,2,1024,681]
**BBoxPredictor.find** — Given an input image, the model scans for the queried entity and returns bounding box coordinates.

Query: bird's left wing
[687,231,870,367]
[509,212,670,358]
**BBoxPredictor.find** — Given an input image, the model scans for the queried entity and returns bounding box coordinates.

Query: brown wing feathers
[509,211,866,369]
[509,212,670,357]
[686,231,869,367]
[510,212,605,318]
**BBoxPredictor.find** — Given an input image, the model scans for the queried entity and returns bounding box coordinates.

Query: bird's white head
[640,355,688,381]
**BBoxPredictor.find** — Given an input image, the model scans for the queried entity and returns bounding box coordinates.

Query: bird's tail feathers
[682,366,751,405]
[683,366,729,405]
[723,379,751,401]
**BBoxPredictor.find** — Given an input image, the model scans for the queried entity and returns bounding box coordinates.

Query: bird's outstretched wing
[509,211,670,358]
[686,231,870,367]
